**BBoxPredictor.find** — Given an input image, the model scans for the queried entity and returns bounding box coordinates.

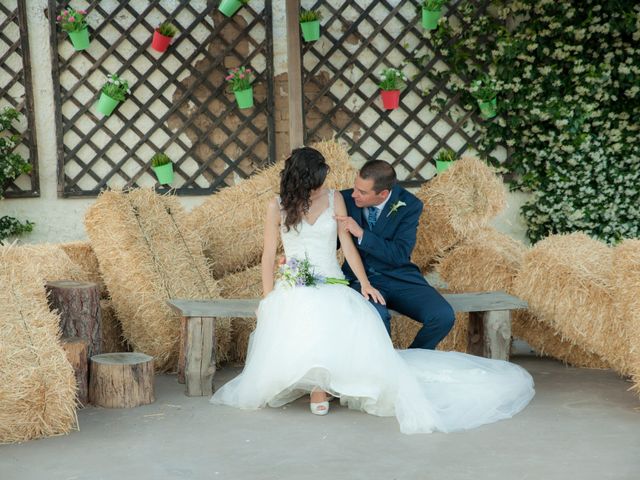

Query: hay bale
[0,245,78,444]
[59,241,108,298]
[413,155,507,271]
[512,311,609,369]
[218,265,262,364]
[391,315,421,349]
[99,299,130,354]
[513,233,624,372]
[437,227,606,367]
[84,189,222,371]
[187,139,357,279]
[611,240,640,391]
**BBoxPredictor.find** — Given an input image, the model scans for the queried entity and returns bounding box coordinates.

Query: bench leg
[180,316,217,396]
[467,311,512,361]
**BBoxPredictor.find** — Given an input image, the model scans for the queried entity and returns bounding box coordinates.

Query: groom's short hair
[359,160,397,193]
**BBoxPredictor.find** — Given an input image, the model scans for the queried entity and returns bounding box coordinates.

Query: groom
[336,160,455,350]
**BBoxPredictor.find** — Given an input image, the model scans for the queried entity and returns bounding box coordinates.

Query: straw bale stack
[218,265,262,363]
[0,246,78,444]
[413,155,507,271]
[59,241,108,298]
[611,240,640,390]
[513,233,624,372]
[84,189,223,371]
[187,139,357,279]
[437,227,606,367]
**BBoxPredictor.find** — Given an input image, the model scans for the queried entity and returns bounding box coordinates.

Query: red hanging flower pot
[151,30,172,52]
[380,90,400,110]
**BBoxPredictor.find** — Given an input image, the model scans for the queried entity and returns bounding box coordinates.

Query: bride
[211,147,534,434]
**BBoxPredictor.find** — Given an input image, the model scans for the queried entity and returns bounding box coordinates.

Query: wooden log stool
[89,353,155,408]
[46,280,102,357]
[61,337,89,406]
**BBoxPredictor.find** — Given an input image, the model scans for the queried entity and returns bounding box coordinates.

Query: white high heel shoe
[310,389,330,416]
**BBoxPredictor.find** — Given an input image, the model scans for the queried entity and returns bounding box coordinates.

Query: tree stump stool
[46,280,102,357]
[89,353,155,408]
[61,337,89,406]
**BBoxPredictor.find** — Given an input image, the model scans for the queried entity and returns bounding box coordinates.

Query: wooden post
[46,280,101,357]
[468,311,512,361]
[182,316,216,396]
[61,337,89,406]
[286,0,304,149]
[89,353,155,408]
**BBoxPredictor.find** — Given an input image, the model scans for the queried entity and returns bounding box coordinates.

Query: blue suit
[341,187,455,350]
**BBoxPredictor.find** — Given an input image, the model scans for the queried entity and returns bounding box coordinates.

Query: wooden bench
[168,292,527,396]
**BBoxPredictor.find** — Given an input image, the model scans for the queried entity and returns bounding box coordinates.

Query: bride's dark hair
[279,147,330,231]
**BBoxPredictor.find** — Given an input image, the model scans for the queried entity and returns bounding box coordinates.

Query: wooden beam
[285,0,304,149]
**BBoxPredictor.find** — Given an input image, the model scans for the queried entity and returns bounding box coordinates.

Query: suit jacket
[340,186,427,287]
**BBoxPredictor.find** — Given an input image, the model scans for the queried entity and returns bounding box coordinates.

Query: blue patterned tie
[367,207,378,229]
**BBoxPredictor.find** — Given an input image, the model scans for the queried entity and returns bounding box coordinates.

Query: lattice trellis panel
[0,0,39,198]
[301,0,501,187]
[50,0,274,197]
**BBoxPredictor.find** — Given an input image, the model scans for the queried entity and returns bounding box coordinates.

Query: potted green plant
[152,22,178,53]
[151,153,174,185]
[378,68,407,110]
[219,0,250,17]
[0,107,34,243]
[470,75,498,119]
[96,74,131,117]
[299,9,322,42]
[421,0,446,30]
[435,148,456,173]
[226,66,255,109]
[56,7,90,51]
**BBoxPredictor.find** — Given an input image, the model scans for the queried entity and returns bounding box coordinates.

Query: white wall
[3,0,530,245]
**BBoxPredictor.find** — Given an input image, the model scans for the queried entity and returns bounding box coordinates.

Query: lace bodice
[278,189,344,279]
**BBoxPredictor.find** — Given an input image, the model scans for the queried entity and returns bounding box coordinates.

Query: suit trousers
[349,277,455,350]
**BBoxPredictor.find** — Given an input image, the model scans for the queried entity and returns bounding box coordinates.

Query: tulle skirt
[211,284,534,434]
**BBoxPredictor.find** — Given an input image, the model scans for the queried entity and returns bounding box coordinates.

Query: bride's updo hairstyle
[279,146,330,231]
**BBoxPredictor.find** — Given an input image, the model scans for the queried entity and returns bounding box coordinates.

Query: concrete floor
[1,356,639,480]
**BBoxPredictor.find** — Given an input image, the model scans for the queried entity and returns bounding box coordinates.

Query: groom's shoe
[310,401,329,415]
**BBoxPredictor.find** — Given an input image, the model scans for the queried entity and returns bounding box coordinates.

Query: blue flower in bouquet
[278,255,349,288]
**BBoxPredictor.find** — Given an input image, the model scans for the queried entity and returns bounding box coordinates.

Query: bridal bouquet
[278,256,349,288]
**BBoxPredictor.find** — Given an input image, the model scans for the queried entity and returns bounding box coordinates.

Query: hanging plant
[377,68,407,110]
[97,74,131,117]
[152,22,178,53]
[0,107,34,243]
[219,0,250,18]
[56,7,90,51]
[435,148,456,173]
[151,153,174,185]
[300,10,322,42]
[226,66,255,109]
[421,0,446,30]
[470,75,498,119]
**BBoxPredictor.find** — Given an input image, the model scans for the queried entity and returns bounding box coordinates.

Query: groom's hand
[334,215,364,240]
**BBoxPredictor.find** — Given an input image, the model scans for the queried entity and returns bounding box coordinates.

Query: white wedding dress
[211,191,534,434]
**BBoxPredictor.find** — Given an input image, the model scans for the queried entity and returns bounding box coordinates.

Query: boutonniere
[386,200,407,217]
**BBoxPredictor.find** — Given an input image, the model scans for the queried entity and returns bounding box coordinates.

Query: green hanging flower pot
[300,20,321,42]
[152,162,174,185]
[219,0,243,17]
[422,8,442,30]
[96,92,120,116]
[436,160,453,173]
[234,87,254,109]
[478,97,497,119]
[67,27,90,51]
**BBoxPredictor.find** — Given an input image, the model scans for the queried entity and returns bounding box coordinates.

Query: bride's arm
[334,192,385,304]
[261,198,280,297]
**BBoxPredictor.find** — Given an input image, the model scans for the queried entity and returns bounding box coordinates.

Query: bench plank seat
[167,292,528,396]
